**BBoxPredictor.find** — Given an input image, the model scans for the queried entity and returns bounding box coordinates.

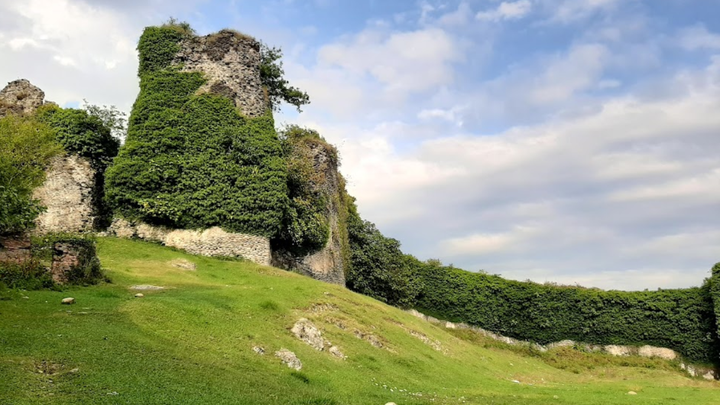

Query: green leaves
[260,44,310,112]
[105,27,289,237]
[415,263,720,363]
[0,115,61,235]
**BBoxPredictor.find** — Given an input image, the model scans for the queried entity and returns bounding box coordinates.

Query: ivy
[415,262,720,363]
[105,25,288,237]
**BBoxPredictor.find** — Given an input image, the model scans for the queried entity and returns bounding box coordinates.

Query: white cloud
[542,0,625,24]
[476,0,532,22]
[677,24,720,50]
[318,27,462,94]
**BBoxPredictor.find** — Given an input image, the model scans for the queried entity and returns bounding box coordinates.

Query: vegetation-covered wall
[414,263,720,363]
[105,24,288,238]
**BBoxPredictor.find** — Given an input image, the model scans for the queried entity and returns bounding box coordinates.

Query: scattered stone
[329,346,346,359]
[627,391,637,395]
[292,318,330,351]
[61,297,75,305]
[354,329,384,348]
[385,403,397,405]
[252,346,265,355]
[134,293,144,298]
[275,348,302,370]
[129,285,165,290]
[512,380,521,384]
[169,258,196,271]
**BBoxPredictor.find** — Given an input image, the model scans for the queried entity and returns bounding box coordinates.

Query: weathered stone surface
[169,259,197,271]
[275,348,302,370]
[0,235,32,264]
[50,243,81,284]
[291,318,330,351]
[130,285,165,290]
[638,345,677,360]
[33,155,96,234]
[0,79,45,117]
[109,218,271,266]
[604,345,633,357]
[172,30,267,117]
[329,345,346,359]
[272,142,347,285]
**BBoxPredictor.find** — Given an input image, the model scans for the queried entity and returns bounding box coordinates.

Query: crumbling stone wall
[108,218,271,266]
[172,29,267,117]
[33,155,96,234]
[0,79,97,235]
[272,142,348,285]
[0,79,45,116]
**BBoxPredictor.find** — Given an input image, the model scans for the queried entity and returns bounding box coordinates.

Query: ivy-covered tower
[105,24,288,237]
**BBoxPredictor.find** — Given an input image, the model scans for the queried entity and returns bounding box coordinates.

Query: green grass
[0,237,717,404]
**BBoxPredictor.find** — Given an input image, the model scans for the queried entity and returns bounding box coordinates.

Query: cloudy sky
[1,0,719,290]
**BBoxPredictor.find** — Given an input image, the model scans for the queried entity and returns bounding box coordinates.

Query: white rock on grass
[134,293,144,298]
[275,349,302,371]
[253,346,265,355]
[292,318,329,351]
[130,285,165,290]
[61,297,75,305]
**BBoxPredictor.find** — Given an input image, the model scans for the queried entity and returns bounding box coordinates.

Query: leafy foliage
[37,105,120,170]
[415,262,720,363]
[0,115,61,235]
[82,100,127,142]
[0,258,54,290]
[105,25,288,237]
[346,206,423,308]
[260,44,310,112]
[709,262,720,352]
[274,126,333,252]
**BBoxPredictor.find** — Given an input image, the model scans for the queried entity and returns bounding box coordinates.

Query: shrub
[37,106,120,170]
[0,115,61,235]
[0,258,54,290]
[346,207,423,308]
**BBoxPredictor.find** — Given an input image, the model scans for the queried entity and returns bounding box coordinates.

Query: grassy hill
[0,238,717,404]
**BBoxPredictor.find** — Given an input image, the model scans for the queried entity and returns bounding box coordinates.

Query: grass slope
[0,238,717,404]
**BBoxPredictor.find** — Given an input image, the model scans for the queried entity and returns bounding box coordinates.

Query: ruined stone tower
[0,79,97,234]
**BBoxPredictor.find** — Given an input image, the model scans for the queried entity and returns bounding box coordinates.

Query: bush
[37,105,120,170]
[0,115,61,235]
[0,258,54,290]
[346,207,423,308]
[105,25,288,237]
[415,262,720,363]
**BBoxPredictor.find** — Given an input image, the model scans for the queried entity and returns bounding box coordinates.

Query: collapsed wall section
[108,218,271,265]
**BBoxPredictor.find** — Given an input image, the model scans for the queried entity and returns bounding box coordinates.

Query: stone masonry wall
[172,30,267,118]
[108,218,271,266]
[0,79,97,235]
[271,141,347,285]
[33,155,96,234]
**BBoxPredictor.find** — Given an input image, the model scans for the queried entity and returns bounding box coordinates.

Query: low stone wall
[108,218,271,266]
[33,154,96,234]
[405,309,719,381]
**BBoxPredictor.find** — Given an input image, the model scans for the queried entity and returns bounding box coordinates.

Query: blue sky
[1,0,719,290]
